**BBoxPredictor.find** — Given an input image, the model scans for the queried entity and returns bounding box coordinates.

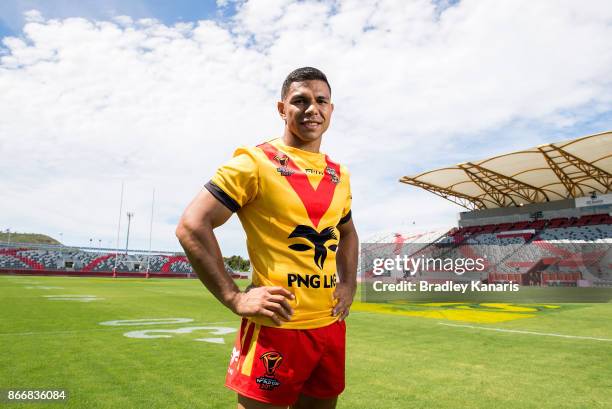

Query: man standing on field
[176,67,359,409]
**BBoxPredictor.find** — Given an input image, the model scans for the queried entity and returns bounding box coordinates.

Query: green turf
[1,275,611,408]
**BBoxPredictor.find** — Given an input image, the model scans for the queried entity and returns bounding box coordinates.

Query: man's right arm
[175,188,293,325]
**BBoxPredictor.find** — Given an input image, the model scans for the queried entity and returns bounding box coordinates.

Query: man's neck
[282,131,322,153]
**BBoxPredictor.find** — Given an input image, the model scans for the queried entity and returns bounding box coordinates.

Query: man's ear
[277,101,286,122]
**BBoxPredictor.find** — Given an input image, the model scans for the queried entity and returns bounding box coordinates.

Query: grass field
[1,274,611,408]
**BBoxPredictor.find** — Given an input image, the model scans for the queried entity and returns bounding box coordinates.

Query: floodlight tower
[146,188,155,279]
[125,212,134,254]
[59,232,64,268]
[113,181,125,278]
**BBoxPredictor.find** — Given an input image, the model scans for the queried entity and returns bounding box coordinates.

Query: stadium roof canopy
[400,131,612,211]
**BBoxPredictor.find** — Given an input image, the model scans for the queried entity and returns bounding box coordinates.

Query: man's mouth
[301,120,322,129]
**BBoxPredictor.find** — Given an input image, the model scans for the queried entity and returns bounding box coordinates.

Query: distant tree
[223,255,250,272]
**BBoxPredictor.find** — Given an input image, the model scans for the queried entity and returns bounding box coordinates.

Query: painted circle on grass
[123,326,237,343]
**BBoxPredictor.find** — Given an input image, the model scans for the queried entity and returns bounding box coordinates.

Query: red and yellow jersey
[206,138,352,329]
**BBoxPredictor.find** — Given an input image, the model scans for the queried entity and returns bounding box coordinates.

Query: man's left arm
[333,218,359,320]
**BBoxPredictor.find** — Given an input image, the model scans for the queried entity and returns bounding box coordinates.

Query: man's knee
[237,394,287,409]
[290,394,338,409]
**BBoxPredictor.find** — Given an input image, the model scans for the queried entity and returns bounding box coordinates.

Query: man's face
[278,80,333,144]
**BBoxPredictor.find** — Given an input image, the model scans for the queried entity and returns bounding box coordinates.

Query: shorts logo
[256,351,283,390]
[229,347,240,366]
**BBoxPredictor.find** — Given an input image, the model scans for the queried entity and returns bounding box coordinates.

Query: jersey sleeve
[338,169,352,225]
[205,147,259,212]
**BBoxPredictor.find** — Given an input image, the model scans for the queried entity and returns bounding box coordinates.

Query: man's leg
[291,394,337,409]
[227,321,309,408]
[238,394,288,409]
[298,321,346,408]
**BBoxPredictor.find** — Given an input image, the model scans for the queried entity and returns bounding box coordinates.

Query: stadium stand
[366,131,612,287]
[0,245,244,279]
[365,212,611,286]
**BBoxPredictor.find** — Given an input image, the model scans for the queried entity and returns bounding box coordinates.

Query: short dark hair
[281,67,331,99]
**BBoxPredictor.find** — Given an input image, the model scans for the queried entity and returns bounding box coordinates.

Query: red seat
[548,218,569,228]
[575,215,591,226]
[511,221,530,230]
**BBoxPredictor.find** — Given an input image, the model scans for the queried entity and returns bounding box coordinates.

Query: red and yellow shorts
[225,318,346,406]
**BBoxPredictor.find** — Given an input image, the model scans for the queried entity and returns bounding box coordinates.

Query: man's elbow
[176,217,197,243]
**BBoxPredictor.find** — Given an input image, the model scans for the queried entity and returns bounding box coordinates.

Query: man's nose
[305,102,318,115]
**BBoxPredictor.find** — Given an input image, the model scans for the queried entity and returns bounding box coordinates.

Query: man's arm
[176,188,293,326]
[332,218,359,320]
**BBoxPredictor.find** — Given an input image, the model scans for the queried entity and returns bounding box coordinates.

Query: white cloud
[1,0,611,255]
[23,9,44,23]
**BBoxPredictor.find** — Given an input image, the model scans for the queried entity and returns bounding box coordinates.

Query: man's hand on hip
[229,286,295,326]
[332,282,356,321]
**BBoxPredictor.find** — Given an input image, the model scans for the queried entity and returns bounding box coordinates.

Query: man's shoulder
[230,143,267,162]
[231,138,280,157]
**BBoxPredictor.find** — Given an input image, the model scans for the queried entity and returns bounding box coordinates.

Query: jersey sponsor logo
[288,273,337,288]
[256,351,283,390]
[258,142,341,228]
[305,168,324,175]
[288,225,338,269]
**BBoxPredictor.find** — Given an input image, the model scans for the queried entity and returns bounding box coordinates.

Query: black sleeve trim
[205,181,240,212]
[338,210,352,226]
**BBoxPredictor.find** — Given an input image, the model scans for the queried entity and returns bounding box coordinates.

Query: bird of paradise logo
[288,225,338,269]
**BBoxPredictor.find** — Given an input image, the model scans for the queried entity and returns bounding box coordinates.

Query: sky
[1,0,611,256]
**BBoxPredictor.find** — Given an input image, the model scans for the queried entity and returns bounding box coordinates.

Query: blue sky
[0,0,227,38]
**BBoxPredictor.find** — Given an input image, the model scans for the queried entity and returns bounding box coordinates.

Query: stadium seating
[0,246,241,278]
[457,215,611,284]
[363,213,611,286]
[450,213,612,238]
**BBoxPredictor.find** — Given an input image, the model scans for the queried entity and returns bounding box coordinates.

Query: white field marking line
[438,323,612,342]
[0,321,238,337]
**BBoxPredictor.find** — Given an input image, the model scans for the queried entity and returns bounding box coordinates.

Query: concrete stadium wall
[459,200,612,227]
